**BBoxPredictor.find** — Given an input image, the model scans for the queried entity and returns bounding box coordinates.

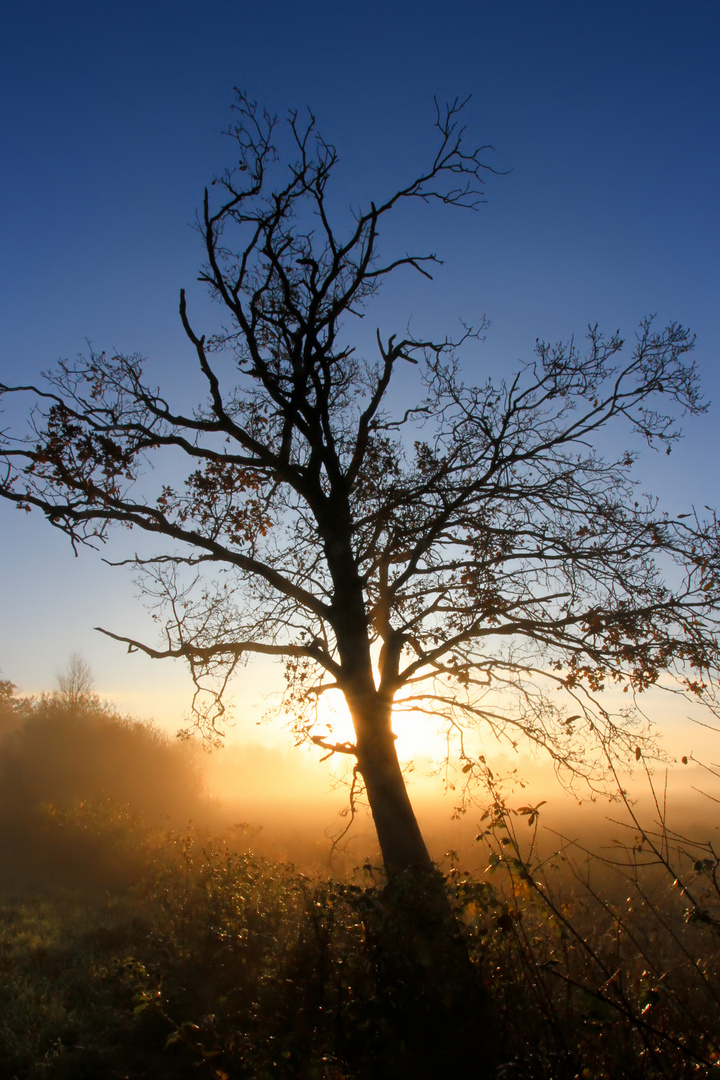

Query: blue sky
[1,0,718,740]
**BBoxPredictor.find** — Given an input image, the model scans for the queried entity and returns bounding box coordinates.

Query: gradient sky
[1,0,718,750]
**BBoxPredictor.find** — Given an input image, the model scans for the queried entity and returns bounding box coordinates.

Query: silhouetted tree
[1,95,719,906]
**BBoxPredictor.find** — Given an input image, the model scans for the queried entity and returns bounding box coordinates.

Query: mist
[0,678,210,889]
[1,670,717,894]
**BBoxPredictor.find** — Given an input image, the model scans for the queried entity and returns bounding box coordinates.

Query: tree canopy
[1,95,719,878]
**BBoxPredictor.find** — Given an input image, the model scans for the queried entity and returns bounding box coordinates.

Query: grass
[1,817,719,1080]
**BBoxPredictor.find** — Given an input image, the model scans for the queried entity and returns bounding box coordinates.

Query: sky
[1,0,719,767]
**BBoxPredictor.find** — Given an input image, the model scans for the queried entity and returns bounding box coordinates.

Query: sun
[314,688,447,764]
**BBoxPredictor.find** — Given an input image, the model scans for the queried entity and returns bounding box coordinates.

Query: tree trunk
[354,714,433,880]
[350,697,499,1077]
[330,557,497,1070]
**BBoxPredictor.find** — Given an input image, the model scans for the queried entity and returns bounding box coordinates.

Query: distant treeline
[0,675,209,889]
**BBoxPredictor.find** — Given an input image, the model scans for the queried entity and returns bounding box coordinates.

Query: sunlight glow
[314,688,450,763]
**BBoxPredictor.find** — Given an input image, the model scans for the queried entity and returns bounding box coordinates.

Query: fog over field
[202,738,720,873]
[3,668,717,890]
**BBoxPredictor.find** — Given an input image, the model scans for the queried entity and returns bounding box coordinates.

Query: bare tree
[1,95,719,891]
[56,652,95,708]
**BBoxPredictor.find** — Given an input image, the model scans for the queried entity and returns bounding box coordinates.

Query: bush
[2,829,720,1079]
[0,690,207,888]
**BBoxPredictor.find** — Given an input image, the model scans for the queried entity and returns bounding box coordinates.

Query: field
[1,805,719,1080]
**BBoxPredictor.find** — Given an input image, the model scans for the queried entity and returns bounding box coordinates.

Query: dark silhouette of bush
[2,838,718,1079]
[0,694,204,818]
[0,687,207,888]
[0,675,31,740]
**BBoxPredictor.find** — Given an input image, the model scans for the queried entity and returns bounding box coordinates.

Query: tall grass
[1,808,719,1079]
